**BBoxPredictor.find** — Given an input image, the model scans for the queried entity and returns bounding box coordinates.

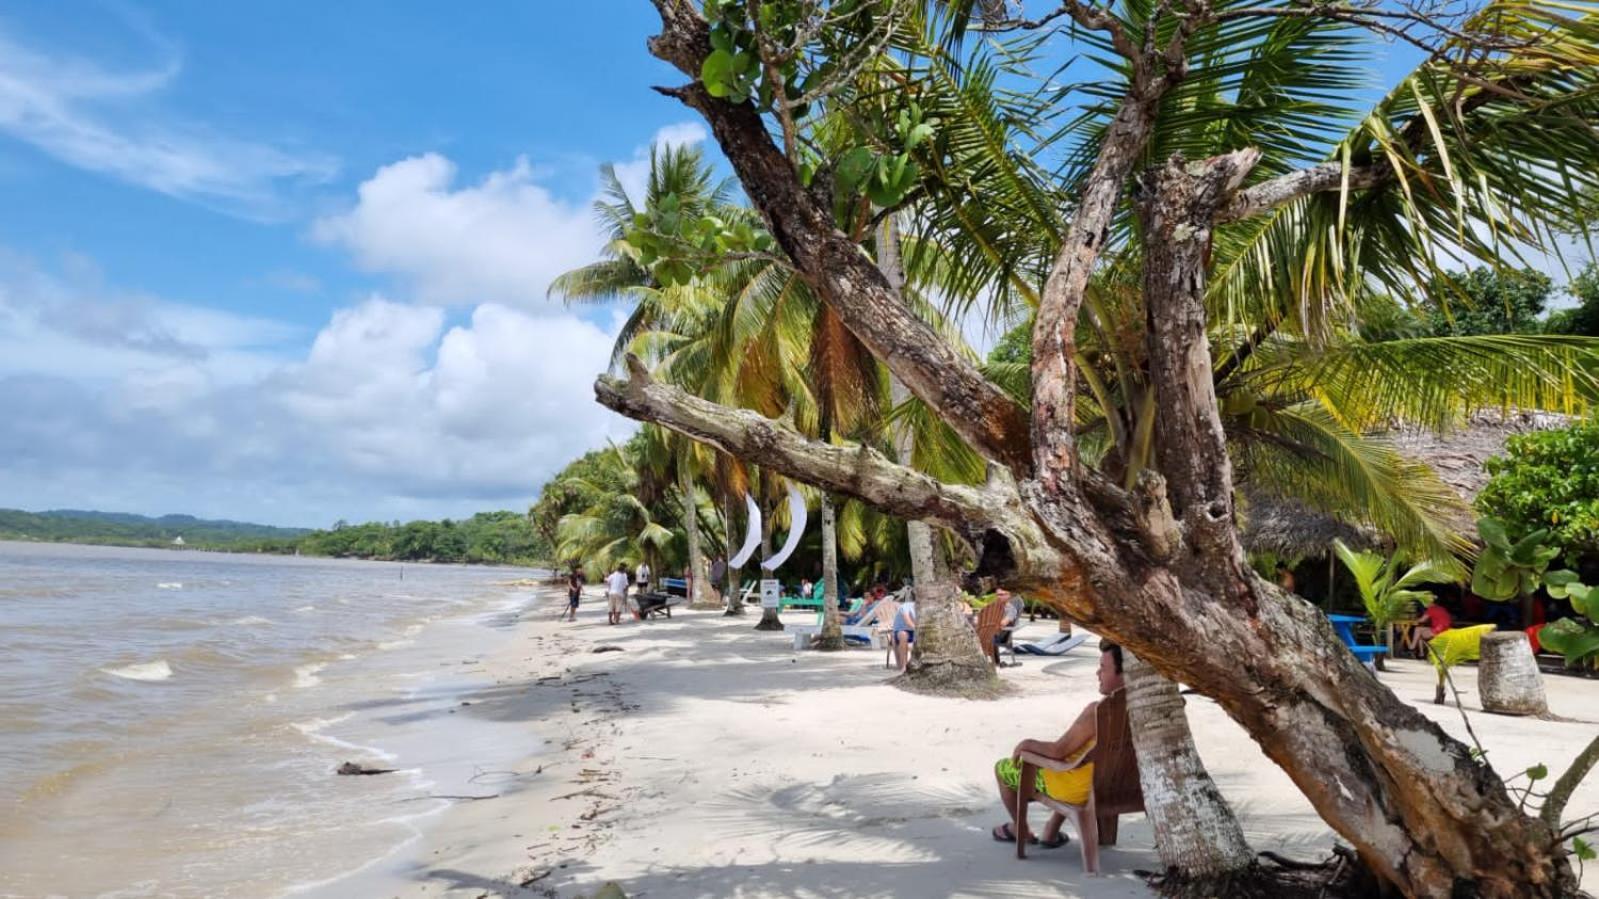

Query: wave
[294,605,316,613]
[156,582,182,590]
[103,660,173,682]
[232,615,272,626]
[293,663,326,689]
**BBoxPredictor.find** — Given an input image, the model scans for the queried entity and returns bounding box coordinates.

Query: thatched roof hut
[1237,411,1570,559]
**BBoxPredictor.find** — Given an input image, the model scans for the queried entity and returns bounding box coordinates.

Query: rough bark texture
[681,463,714,609]
[624,6,1579,895]
[1478,631,1549,717]
[1124,653,1254,879]
[815,492,845,650]
[879,218,997,691]
[895,579,1002,697]
[1543,734,1599,828]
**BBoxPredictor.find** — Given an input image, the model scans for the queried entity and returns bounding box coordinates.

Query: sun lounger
[789,621,889,650]
[1015,688,1145,871]
[1013,632,1090,656]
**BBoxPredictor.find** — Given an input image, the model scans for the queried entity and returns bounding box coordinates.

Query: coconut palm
[553,436,679,577]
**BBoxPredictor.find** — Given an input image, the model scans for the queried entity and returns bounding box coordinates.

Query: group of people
[563,560,655,625]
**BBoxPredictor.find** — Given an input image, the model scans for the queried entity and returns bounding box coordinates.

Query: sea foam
[103,660,173,682]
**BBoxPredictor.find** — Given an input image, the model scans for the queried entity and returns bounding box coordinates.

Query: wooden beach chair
[1014,689,1144,873]
[974,601,1007,666]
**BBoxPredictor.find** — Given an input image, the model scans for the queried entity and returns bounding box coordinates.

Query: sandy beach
[334,587,1599,899]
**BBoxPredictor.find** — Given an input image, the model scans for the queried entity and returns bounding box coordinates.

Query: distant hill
[0,508,310,549]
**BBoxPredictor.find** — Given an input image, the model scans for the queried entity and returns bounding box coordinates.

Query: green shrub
[1477,420,1599,561]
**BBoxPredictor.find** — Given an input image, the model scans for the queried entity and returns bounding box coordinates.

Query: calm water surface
[0,541,546,898]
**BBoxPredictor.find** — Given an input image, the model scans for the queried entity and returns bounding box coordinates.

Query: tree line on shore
[0,507,553,567]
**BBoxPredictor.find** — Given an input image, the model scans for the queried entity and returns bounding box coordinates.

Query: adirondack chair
[974,601,1008,666]
[1014,688,1144,873]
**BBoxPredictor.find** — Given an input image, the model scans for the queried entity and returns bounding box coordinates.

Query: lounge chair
[1014,688,1144,872]
[974,601,1008,666]
[1014,632,1090,656]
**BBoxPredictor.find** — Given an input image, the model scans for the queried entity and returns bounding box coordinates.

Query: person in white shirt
[605,564,631,625]
[634,561,652,598]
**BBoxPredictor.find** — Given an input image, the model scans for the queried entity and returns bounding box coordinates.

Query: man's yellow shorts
[994,757,1093,805]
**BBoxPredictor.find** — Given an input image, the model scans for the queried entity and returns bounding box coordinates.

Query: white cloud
[0,23,335,219]
[311,122,708,308]
[0,253,632,525]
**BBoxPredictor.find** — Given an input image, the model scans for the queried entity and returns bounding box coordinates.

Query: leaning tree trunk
[722,489,744,617]
[1124,653,1254,882]
[754,487,784,631]
[815,493,845,649]
[680,464,713,609]
[616,17,1581,893]
[1478,631,1548,716]
[879,216,995,692]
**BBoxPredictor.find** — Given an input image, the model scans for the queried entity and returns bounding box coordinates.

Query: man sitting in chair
[990,641,1124,852]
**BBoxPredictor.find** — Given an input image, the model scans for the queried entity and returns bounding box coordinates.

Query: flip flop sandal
[991,823,1038,843]
[1038,833,1071,849]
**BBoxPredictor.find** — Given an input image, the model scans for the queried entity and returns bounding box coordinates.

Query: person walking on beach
[565,564,586,622]
[605,563,630,626]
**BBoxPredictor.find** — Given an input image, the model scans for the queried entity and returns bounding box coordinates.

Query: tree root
[811,635,846,651]
[1144,847,1385,899]
[891,659,1007,699]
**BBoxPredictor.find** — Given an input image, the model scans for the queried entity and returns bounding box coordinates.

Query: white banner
[728,493,762,569]
[762,484,807,572]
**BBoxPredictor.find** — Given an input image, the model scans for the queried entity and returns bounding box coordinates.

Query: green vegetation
[0,507,550,567]
[0,508,308,549]
[1422,267,1555,337]
[251,511,550,566]
[1477,419,1599,561]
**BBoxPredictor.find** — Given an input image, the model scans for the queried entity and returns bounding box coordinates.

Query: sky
[0,3,1585,529]
[0,1,712,528]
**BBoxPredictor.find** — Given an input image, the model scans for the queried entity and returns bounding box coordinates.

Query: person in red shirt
[1406,602,1453,658]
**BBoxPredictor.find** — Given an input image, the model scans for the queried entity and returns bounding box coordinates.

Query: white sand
[341,589,1599,898]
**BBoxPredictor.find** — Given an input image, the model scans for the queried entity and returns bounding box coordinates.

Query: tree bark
[1478,631,1549,717]
[722,489,744,616]
[630,7,1580,894]
[680,462,714,609]
[815,492,845,649]
[1123,653,1254,880]
[1543,733,1599,828]
[879,218,997,691]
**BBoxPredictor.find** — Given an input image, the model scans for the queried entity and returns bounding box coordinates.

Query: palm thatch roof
[1238,491,1381,558]
[1238,411,1570,560]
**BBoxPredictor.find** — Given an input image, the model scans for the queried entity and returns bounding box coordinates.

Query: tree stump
[1478,631,1548,716]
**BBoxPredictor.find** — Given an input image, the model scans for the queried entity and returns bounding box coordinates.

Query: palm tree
[553,437,678,576]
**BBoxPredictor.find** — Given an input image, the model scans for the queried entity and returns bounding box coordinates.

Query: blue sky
[0,3,1582,529]
[0,1,710,527]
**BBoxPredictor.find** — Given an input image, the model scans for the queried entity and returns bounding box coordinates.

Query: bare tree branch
[1218,162,1388,223]
[594,355,1062,579]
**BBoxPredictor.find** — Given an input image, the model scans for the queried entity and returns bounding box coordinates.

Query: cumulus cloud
[0,252,631,525]
[311,122,708,308]
[0,22,335,219]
